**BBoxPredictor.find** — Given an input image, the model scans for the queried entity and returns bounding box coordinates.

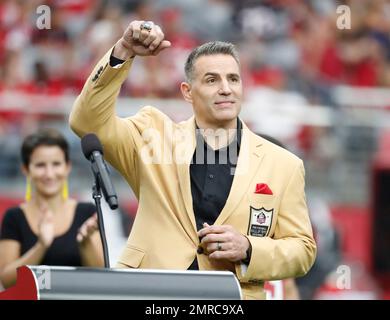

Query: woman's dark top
[0,203,96,266]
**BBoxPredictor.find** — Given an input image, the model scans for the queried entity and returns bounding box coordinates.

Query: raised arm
[69,21,171,190]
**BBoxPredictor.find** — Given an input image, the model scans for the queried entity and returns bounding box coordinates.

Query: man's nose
[218,79,232,95]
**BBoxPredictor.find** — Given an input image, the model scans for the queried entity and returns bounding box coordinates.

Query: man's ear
[180,82,192,103]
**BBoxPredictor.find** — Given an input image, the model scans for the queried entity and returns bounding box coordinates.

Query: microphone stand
[92,180,110,268]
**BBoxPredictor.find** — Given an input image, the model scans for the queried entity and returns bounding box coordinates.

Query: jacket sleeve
[69,47,152,196]
[235,160,317,282]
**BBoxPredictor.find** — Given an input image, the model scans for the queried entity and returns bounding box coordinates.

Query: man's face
[181,54,243,129]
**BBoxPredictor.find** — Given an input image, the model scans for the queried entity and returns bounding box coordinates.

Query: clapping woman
[0,128,104,288]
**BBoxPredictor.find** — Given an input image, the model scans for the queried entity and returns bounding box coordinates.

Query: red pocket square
[255,183,273,195]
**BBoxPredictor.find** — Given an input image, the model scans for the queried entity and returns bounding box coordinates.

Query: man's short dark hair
[184,41,240,83]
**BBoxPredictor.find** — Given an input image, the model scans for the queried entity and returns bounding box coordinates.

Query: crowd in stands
[0,0,389,102]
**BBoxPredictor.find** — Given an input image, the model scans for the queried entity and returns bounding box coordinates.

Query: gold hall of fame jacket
[69,48,317,300]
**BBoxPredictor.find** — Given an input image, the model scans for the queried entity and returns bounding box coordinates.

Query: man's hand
[198,223,250,262]
[113,20,171,60]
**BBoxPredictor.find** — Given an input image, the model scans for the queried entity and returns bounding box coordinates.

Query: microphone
[81,133,118,210]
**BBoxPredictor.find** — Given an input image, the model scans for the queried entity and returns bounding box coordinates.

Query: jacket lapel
[215,122,265,225]
[175,117,198,243]
[174,118,265,241]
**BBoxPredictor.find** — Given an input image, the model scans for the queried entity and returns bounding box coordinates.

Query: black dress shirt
[188,119,242,269]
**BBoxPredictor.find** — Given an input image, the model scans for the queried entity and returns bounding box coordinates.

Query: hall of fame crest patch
[248,207,274,237]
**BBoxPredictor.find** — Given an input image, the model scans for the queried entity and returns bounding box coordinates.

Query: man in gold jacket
[69,20,316,300]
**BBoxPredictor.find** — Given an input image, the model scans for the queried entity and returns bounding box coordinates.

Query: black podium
[14,266,242,300]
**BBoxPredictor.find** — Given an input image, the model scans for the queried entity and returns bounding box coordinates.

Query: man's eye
[207,78,215,83]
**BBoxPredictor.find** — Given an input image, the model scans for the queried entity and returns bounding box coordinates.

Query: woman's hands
[37,204,55,248]
[77,213,99,245]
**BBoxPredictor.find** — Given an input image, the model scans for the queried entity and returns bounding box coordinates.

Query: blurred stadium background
[1,0,390,299]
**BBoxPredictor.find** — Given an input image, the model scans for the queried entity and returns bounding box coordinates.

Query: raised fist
[113,20,171,60]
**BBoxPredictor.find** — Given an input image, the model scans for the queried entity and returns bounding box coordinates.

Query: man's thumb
[161,40,171,49]
[154,40,171,55]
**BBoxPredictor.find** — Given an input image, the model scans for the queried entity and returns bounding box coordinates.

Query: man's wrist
[110,55,126,67]
[112,38,135,61]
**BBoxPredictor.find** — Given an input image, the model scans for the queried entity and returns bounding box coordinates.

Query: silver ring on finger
[140,21,153,32]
